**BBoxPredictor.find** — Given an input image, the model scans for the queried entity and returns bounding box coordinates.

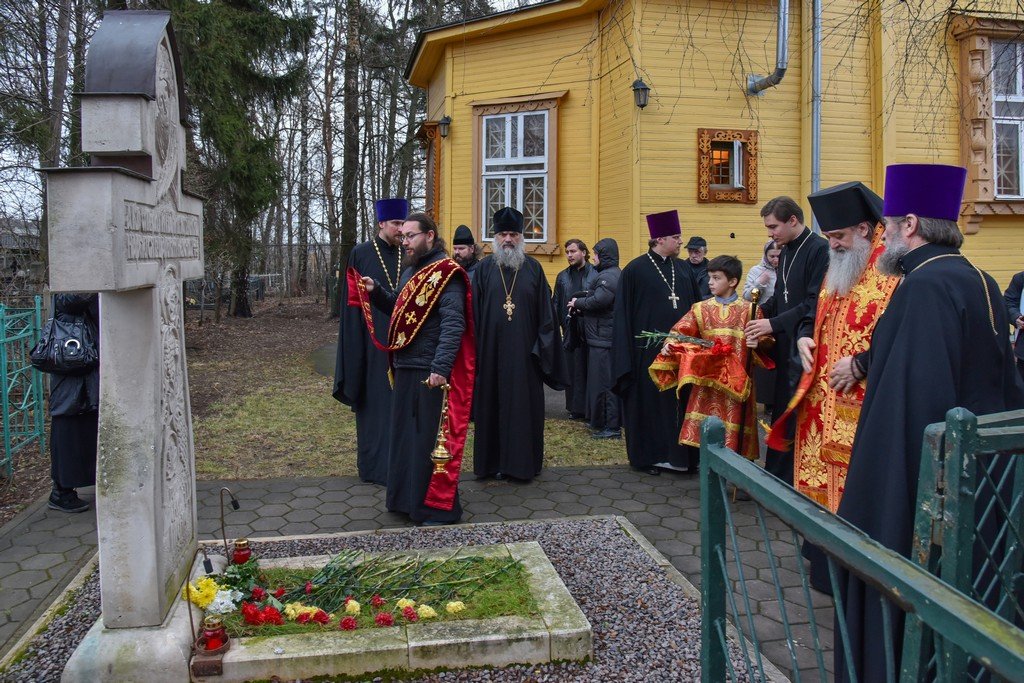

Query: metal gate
[0,296,45,477]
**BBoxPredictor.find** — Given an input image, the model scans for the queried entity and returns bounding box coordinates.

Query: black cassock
[760,227,828,483]
[332,236,400,485]
[553,263,596,417]
[835,243,1024,682]
[473,255,567,480]
[611,250,697,469]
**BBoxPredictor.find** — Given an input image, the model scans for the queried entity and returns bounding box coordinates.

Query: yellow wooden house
[407,0,1024,287]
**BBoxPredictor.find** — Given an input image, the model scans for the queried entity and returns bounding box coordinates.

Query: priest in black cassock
[553,239,596,419]
[610,210,698,475]
[362,213,474,526]
[834,164,1024,682]
[473,207,567,482]
[744,196,828,484]
[332,197,407,485]
[451,224,481,286]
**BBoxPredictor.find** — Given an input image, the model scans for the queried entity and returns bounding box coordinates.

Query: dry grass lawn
[189,296,628,480]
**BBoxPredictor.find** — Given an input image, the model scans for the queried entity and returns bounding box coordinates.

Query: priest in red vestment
[766,182,898,513]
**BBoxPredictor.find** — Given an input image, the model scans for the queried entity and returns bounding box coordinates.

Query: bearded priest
[767,181,898,514]
[472,207,567,482]
[357,212,475,525]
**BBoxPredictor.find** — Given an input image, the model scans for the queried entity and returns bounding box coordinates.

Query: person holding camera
[47,293,99,513]
[552,239,595,419]
[569,238,622,439]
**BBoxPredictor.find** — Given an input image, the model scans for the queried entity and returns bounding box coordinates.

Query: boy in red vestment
[649,256,773,459]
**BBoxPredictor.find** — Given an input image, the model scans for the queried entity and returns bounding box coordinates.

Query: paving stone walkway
[0,466,831,680]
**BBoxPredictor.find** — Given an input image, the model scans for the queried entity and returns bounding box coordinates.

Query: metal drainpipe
[747,0,790,94]
[811,0,822,231]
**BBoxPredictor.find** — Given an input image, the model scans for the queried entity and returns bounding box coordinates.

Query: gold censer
[423,380,453,474]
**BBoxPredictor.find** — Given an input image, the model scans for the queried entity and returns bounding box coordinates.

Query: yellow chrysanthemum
[416,605,437,619]
[283,602,320,621]
[445,601,466,614]
[396,598,416,609]
[345,600,361,615]
[181,576,221,609]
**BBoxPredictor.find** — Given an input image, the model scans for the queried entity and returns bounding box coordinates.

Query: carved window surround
[697,128,759,204]
[415,121,441,220]
[951,14,1024,233]
[472,91,566,255]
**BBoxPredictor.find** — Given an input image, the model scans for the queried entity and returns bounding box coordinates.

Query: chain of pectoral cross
[647,253,680,309]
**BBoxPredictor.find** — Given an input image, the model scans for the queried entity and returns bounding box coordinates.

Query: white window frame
[480,110,549,241]
[709,139,745,190]
[992,40,1024,199]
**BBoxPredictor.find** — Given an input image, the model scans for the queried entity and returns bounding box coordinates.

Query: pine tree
[158,0,312,317]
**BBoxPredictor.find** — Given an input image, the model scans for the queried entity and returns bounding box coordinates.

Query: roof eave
[405,0,607,88]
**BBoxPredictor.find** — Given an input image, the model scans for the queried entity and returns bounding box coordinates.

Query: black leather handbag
[30,314,99,375]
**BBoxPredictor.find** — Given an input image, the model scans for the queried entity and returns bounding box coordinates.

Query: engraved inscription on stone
[158,264,194,567]
[123,200,201,262]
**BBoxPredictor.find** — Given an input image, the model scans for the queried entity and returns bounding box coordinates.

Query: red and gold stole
[347,259,476,511]
[766,230,898,465]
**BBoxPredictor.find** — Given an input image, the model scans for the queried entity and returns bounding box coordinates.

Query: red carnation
[312,609,330,625]
[273,587,286,599]
[305,581,313,595]
[241,602,262,625]
[339,616,358,631]
[375,612,395,627]
[251,586,266,601]
[261,605,284,626]
[343,595,352,605]
[710,339,731,356]
[370,594,385,608]
[296,613,311,624]
[402,606,419,622]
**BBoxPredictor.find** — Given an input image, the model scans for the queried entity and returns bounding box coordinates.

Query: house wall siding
[444,14,601,281]
[421,0,1024,287]
[597,2,636,258]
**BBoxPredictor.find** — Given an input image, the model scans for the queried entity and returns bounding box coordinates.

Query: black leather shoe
[591,429,621,440]
[631,466,660,476]
[494,472,506,481]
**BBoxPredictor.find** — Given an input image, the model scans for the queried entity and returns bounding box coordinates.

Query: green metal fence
[905,407,1024,681]
[0,296,45,478]
[699,414,1024,682]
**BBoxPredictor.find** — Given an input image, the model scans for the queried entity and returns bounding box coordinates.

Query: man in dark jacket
[451,224,481,285]
[48,293,99,513]
[683,236,712,300]
[569,238,621,438]
[552,239,596,419]
[1005,269,1024,383]
[364,213,474,525]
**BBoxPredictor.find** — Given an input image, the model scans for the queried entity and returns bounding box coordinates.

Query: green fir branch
[636,330,713,349]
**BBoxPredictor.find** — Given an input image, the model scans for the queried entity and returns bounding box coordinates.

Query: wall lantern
[631,79,650,109]
[438,115,452,138]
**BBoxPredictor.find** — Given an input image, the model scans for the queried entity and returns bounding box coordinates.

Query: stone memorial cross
[45,11,204,630]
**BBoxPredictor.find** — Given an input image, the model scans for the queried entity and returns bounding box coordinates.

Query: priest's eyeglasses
[399,232,426,243]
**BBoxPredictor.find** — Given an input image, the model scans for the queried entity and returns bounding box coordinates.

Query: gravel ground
[2,517,751,682]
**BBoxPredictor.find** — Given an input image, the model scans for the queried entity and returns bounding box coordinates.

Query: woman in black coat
[47,294,99,513]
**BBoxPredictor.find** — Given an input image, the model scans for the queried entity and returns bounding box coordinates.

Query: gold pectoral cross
[503,295,516,321]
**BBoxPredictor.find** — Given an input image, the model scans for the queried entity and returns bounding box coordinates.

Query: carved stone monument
[45,11,210,680]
